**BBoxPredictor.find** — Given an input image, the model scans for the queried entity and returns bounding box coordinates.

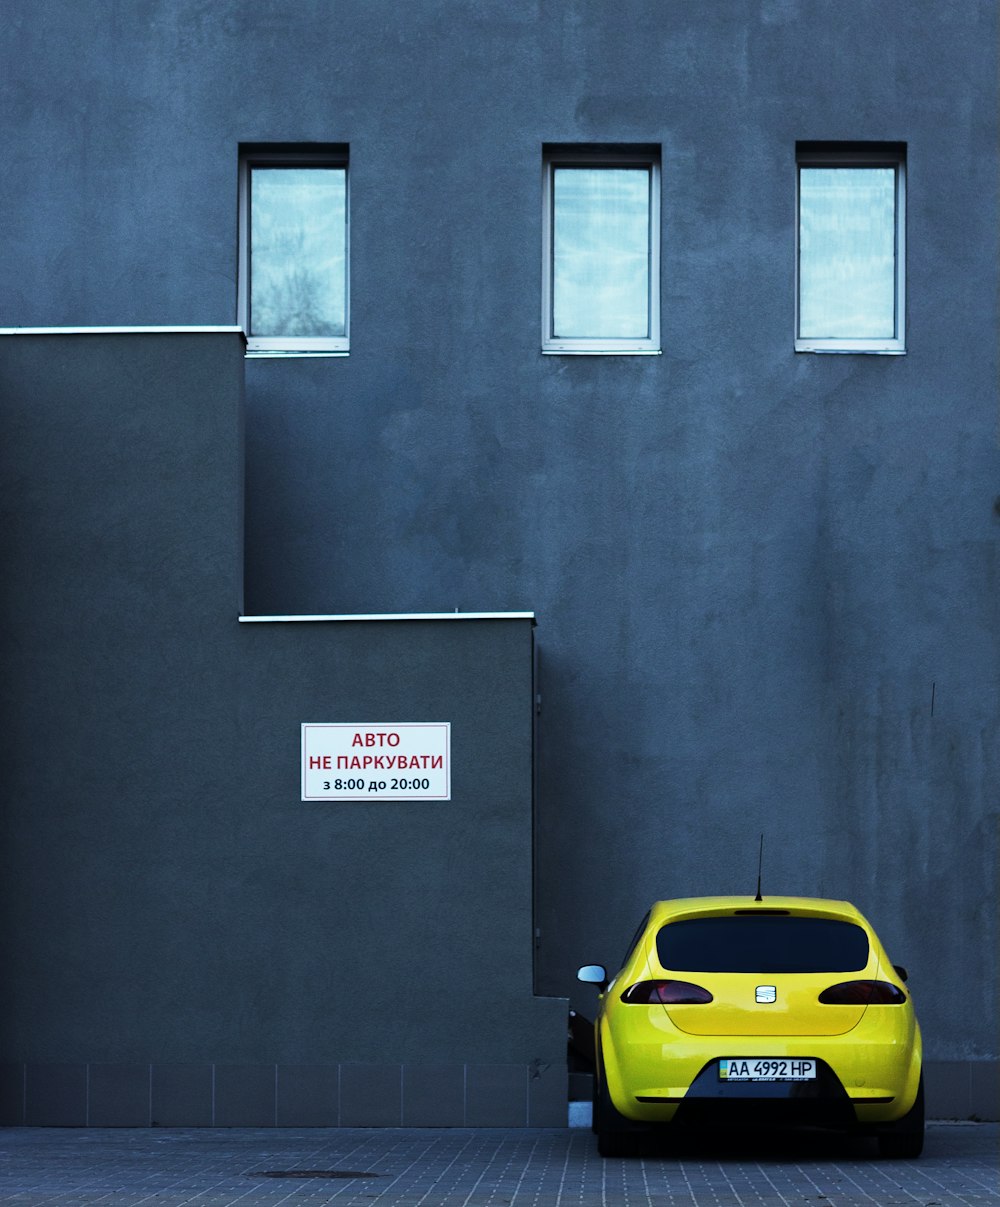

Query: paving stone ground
[0,1124,996,1207]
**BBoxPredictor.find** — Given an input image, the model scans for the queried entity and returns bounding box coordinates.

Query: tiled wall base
[1,1061,994,1126]
[567,1061,998,1122]
[0,1062,567,1127]
[924,1060,999,1121]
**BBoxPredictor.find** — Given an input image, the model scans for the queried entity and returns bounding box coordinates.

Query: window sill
[542,347,662,357]
[246,349,349,359]
[795,341,905,355]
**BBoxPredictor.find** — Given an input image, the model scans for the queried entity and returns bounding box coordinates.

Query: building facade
[1,1,997,1124]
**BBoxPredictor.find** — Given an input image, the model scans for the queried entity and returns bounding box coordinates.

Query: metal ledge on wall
[239,612,536,623]
[0,326,246,337]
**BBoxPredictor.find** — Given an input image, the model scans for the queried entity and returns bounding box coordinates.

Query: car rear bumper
[642,1058,857,1128]
[601,1016,922,1126]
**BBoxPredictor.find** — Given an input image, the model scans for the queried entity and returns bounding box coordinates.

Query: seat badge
[755,985,777,1003]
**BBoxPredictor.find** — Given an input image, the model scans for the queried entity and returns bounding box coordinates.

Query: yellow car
[578,896,923,1158]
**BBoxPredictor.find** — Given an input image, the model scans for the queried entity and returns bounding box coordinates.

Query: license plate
[719,1058,816,1081]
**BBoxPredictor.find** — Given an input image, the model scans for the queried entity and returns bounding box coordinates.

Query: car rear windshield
[656,916,869,973]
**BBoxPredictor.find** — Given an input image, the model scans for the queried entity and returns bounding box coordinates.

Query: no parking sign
[301,722,451,800]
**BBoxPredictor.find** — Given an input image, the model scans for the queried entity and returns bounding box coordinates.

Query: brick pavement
[0,1123,996,1206]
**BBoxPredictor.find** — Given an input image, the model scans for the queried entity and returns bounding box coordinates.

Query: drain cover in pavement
[253,1170,381,1179]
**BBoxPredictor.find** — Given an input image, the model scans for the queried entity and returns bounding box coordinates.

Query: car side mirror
[577,964,608,990]
[893,964,908,983]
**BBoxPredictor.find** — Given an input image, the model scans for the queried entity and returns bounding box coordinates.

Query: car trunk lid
[662,973,867,1035]
[650,911,874,1037]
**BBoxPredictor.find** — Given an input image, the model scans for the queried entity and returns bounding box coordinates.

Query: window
[542,146,660,354]
[796,143,906,353]
[619,911,651,971]
[238,146,349,355]
[656,916,870,974]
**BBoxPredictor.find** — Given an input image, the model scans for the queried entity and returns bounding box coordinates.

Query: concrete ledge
[925,1060,1000,1121]
[0,1062,568,1128]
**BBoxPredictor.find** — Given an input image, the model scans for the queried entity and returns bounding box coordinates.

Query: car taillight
[621,979,714,1004]
[818,980,907,1005]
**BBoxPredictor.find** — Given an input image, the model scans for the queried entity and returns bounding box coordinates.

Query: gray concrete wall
[0,332,566,1125]
[0,2,997,1118]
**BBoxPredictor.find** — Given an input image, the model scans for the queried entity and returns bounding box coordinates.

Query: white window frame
[238,147,350,357]
[542,146,661,355]
[795,144,906,355]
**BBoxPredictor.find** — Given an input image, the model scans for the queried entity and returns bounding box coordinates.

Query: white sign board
[301,723,451,801]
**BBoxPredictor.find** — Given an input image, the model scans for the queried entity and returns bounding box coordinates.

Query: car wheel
[595,1046,645,1158]
[877,1075,924,1159]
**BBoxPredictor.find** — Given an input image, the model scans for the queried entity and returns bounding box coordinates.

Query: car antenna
[754,833,764,901]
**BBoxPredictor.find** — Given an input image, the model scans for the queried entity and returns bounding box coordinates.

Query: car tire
[595,1045,645,1158]
[877,1075,924,1159]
